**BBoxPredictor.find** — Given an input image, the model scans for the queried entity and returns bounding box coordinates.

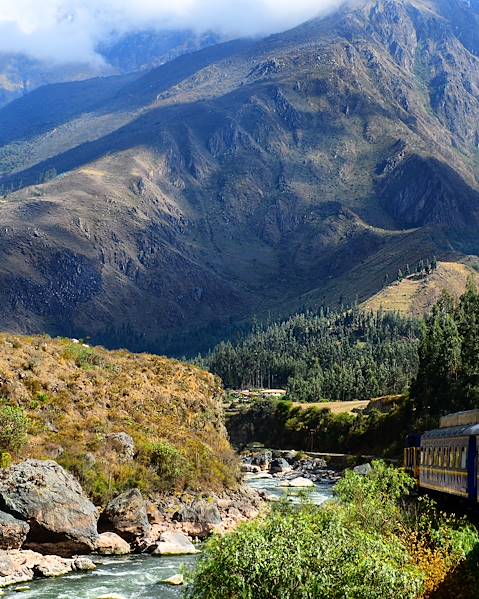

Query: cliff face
[0,0,478,354]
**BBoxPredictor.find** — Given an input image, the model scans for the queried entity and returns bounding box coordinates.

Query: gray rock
[104,433,135,462]
[153,531,199,556]
[353,463,373,476]
[0,461,98,556]
[173,500,222,526]
[280,477,315,488]
[270,458,290,474]
[0,549,96,588]
[73,557,96,571]
[252,450,272,469]
[0,512,29,550]
[100,489,150,543]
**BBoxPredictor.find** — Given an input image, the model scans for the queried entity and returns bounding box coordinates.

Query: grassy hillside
[363,261,479,316]
[0,334,238,503]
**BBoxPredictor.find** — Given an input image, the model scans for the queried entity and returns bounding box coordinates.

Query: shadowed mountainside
[0,0,478,354]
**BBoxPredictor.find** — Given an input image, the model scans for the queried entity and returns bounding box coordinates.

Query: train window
[439,448,443,467]
[455,447,461,469]
[449,448,454,468]
[461,447,467,469]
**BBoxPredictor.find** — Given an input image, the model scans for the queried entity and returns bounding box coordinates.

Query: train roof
[422,424,479,440]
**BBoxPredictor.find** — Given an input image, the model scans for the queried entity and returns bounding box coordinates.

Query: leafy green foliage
[0,451,12,469]
[62,343,105,370]
[144,441,192,487]
[203,309,419,402]
[0,404,29,453]
[187,462,479,599]
[187,463,425,599]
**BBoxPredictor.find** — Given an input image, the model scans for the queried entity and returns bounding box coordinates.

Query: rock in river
[280,477,315,488]
[100,489,150,544]
[95,532,131,555]
[0,460,98,556]
[152,531,199,556]
[0,550,95,587]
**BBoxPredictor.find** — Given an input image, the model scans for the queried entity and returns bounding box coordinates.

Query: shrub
[0,451,12,469]
[62,344,104,369]
[186,502,424,599]
[144,441,192,488]
[187,462,479,599]
[0,405,29,453]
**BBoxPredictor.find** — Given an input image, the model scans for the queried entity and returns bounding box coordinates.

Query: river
[2,479,335,599]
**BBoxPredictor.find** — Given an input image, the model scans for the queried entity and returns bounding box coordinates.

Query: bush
[186,501,424,599]
[0,452,12,469]
[187,462,479,599]
[0,405,29,453]
[144,441,192,487]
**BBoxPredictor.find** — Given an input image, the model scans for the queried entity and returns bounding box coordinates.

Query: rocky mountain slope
[0,0,479,354]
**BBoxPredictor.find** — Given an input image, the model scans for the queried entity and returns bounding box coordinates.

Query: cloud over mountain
[0,0,344,64]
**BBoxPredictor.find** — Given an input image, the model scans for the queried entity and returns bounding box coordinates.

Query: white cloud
[0,0,344,64]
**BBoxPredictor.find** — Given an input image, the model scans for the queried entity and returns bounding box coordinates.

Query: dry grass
[363,262,479,317]
[291,400,370,414]
[0,333,238,502]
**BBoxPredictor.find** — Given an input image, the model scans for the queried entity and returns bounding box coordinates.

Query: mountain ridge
[0,0,478,354]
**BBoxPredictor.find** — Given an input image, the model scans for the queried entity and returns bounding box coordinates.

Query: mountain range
[0,30,221,108]
[0,0,478,354]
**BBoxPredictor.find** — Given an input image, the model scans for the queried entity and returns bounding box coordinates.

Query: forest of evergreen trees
[202,309,420,402]
[411,280,479,420]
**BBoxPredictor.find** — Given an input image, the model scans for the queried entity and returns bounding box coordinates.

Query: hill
[363,261,479,316]
[0,333,237,503]
[0,0,479,354]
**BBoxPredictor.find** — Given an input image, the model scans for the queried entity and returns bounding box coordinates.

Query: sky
[0,0,345,64]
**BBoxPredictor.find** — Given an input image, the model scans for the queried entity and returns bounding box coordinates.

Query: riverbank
[0,473,335,597]
[0,458,268,590]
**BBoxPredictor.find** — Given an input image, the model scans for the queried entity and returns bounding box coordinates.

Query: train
[404,409,479,502]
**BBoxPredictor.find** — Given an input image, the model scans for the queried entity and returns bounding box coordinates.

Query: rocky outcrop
[94,532,131,556]
[100,489,150,544]
[270,458,291,474]
[0,460,98,556]
[172,499,222,538]
[104,433,135,462]
[0,512,29,550]
[152,531,199,556]
[0,549,95,588]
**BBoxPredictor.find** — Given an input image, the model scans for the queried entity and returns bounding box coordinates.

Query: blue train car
[404,410,479,503]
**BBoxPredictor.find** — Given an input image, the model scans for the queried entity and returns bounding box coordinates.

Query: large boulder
[0,460,98,556]
[152,531,199,556]
[172,499,222,539]
[95,532,131,556]
[270,458,291,474]
[0,512,29,550]
[173,500,222,526]
[100,489,150,543]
